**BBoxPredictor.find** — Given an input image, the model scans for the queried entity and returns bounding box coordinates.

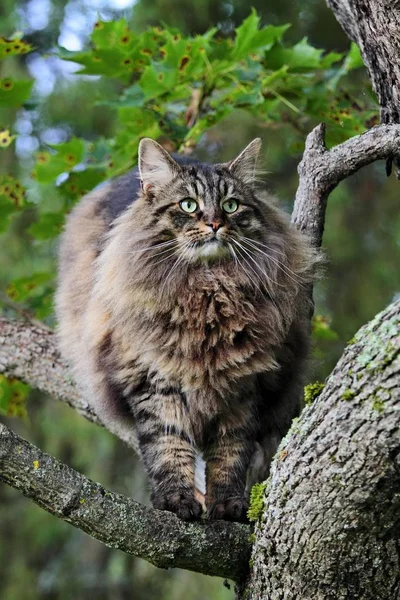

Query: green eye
[222,199,239,214]
[179,198,198,213]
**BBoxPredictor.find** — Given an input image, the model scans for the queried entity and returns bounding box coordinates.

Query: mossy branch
[0,419,251,581]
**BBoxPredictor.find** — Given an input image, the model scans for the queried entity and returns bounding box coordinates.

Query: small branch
[0,420,251,581]
[292,123,400,247]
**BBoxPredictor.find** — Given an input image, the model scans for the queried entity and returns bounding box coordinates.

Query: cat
[56,138,318,522]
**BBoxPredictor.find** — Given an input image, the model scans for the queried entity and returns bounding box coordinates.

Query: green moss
[248,482,267,522]
[347,337,357,345]
[341,389,355,401]
[248,533,256,544]
[304,382,325,405]
[372,398,385,413]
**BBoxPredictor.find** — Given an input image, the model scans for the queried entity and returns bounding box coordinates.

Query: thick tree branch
[292,123,400,247]
[0,419,251,581]
[243,299,400,599]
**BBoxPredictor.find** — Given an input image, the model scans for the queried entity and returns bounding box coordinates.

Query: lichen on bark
[243,300,400,599]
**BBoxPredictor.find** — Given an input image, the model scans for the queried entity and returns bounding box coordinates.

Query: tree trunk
[326,0,400,173]
[240,300,400,599]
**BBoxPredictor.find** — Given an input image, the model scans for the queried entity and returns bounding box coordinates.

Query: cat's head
[137,137,265,263]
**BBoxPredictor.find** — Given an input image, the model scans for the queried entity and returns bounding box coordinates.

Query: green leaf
[344,42,364,71]
[0,175,27,231]
[6,272,53,302]
[28,212,65,239]
[265,38,326,71]
[0,37,33,60]
[33,138,86,183]
[139,63,177,99]
[59,168,107,203]
[232,10,290,60]
[0,78,33,107]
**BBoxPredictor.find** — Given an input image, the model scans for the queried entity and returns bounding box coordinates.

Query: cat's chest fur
[122,267,284,395]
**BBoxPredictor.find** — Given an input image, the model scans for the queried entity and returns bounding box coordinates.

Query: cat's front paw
[152,490,203,521]
[207,496,249,522]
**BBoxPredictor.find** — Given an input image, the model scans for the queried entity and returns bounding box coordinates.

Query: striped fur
[56,139,319,522]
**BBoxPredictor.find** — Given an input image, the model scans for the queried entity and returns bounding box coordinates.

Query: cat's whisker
[227,242,239,270]
[130,239,178,256]
[241,238,306,286]
[159,240,193,296]
[230,239,265,292]
[241,236,286,258]
[232,239,277,292]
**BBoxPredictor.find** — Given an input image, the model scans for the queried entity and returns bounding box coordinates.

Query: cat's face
[138,138,265,263]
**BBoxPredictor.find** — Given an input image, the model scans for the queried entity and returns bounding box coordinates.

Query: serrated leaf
[232,10,290,60]
[0,78,33,106]
[265,38,326,71]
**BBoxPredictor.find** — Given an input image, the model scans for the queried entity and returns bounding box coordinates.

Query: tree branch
[243,299,400,599]
[0,418,251,581]
[292,123,400,247]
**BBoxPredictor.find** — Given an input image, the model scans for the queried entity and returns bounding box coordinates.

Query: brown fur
[56,139,319,521]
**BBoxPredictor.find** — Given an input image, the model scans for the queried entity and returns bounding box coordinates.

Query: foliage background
[0,1,399,598]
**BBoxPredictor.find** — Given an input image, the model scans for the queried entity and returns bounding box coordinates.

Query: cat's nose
[206,222,222,233]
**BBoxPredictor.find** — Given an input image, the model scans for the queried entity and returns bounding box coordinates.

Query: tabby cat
[56,138,317,522]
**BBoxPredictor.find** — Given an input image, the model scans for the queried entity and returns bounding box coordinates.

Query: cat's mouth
[184,236,230,262]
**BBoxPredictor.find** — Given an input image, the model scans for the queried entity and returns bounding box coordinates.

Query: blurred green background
[0,0,399,598]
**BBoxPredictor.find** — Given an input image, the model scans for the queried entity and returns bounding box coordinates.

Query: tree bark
[326,0,400,174]
[0,420,251,581]
[241,300,400,599]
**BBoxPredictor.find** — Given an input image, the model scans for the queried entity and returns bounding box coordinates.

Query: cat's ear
[138,138,180,192]
[228,138,262,184]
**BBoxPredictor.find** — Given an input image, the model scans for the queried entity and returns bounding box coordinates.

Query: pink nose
[207,222,222,232]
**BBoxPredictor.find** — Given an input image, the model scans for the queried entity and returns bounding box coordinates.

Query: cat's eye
[179,199,198,213]
[222,199,239,214]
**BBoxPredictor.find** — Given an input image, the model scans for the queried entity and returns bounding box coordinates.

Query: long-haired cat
[56,138,318,522]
